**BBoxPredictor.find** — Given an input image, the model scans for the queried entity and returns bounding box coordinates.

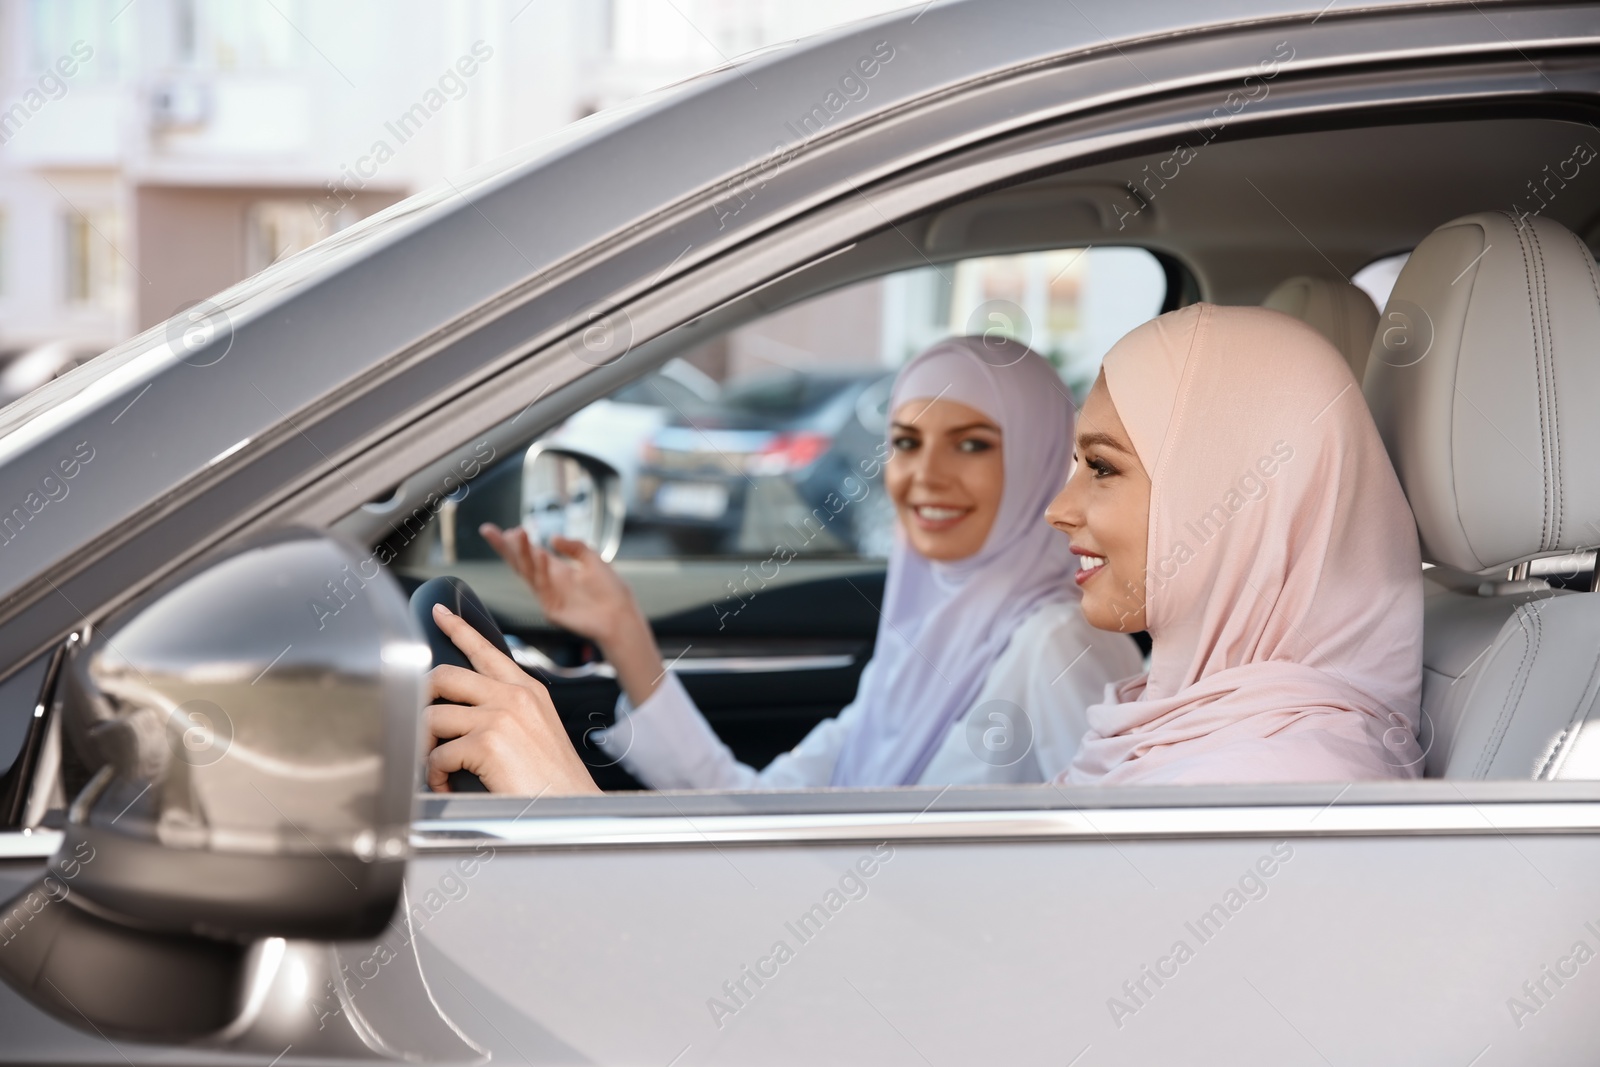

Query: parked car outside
[634,368,895,555]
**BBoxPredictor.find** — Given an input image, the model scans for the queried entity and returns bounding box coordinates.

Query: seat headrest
[1364,211,1600,574]
[1261,275,1379,379]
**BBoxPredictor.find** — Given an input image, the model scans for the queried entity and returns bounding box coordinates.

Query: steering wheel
[408,575,513,793]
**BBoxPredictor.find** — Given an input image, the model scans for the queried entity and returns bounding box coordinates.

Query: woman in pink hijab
[1046,302,1424,784]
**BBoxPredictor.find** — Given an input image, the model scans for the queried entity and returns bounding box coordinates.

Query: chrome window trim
[667,654,858,675]
[412,801,1600,851]
[505,637,857,680]
[14,798,1598,859]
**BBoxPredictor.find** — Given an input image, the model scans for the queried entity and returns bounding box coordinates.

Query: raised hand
[480,525,636,646]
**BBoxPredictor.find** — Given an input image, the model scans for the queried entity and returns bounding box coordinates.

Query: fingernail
[433,602,454,618]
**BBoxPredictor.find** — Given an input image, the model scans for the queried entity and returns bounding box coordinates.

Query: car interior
[328,113,1600,792]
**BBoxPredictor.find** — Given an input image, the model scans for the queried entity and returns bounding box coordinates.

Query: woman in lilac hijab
[436,337,1142,793]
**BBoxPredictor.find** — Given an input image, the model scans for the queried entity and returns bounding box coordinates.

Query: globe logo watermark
[964,698,1034,767]
[1376,702,1431,774]
[167,299,234,367]
[963,301,1032,367]
[1376,299,1433,368]
[567,308,635,368]
[166,699,233,767]
[581,706,632,769]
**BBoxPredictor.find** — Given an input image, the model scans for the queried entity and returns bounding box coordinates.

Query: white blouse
[592,601,1144,789]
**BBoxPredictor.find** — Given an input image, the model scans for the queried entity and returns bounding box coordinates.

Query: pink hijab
[1065,303,1424,785]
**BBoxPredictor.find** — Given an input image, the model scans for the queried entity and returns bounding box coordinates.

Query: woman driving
[424,337,1142,793]
[1045,302,1424,783]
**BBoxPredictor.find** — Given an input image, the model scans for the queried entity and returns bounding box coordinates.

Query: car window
[377,244,1166,793]
[1353,251,1410,309]
[403,246,1168,568]
[417,246,1166,570]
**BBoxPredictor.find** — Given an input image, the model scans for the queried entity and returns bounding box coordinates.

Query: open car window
[331,72,1600,809]
[375,246,1166,791]
[394,246,1165,571]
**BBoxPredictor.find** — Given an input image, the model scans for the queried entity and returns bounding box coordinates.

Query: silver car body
[4,1,1600,1063]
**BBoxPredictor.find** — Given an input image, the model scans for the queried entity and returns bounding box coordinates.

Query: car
[633,368,894,555]
[3,2,1600,1064]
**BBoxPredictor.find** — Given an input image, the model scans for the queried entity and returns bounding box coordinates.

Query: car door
[5,4,1600,1065]
[379,16,1600,1067]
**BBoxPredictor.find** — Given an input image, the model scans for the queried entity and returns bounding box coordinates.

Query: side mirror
[522,444,623,561]
[0,528,426,1040]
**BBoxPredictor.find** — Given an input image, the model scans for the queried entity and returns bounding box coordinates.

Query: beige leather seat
[1364,211,1600,777]
[1262,275,1380,380]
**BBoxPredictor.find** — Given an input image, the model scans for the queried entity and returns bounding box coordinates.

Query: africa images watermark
[310,441,496,630]
[0,839,97,948]
[709,39,897,231]
[307,842,496,1030]
[1504,921,1600,1032]
[1104,439,1296,631]
[705,842,895,1030]
[1509,140,1596,231]
[1114,40,1295,230]
[0,40,94,145]
[310,41,495,229]
[0,440,97,550]
[1106,841,1295,1029]
[710,439,891,630]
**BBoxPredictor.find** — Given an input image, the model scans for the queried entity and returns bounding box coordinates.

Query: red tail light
[748,431,832,475]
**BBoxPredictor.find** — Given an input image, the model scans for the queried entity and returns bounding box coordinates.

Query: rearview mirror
[521,444,624,561]
[0,528,426,1040]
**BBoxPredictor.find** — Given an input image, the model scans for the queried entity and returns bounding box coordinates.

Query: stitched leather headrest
[1261,275,1379,380]
[1364,211,1600,573]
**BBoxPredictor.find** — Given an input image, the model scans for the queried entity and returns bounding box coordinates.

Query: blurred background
[0,0,1176,559]
[0,0,927,399]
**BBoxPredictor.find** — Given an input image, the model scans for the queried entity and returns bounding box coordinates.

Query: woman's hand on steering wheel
[426,602,600,796]
[479,524,669,707]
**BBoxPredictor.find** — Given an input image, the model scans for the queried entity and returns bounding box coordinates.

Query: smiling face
[1045,372,1151,632]
[884,397,1004,562]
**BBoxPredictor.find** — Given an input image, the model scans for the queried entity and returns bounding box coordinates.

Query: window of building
[62,210,120,308]
[30,0,120,80]
[245,198,335,275]
[171,0,299,72]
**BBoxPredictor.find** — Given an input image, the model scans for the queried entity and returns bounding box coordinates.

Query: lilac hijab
[830,336,1082,787]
